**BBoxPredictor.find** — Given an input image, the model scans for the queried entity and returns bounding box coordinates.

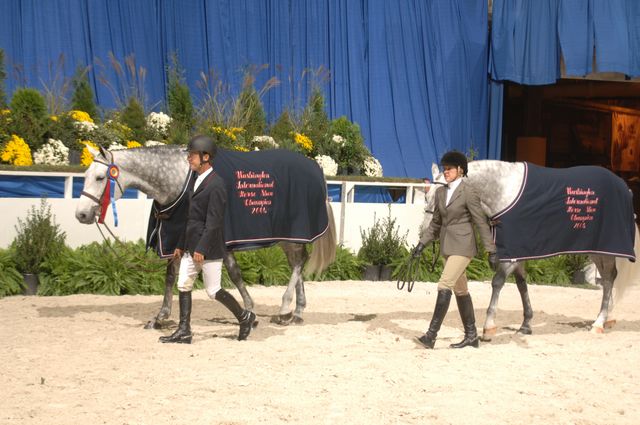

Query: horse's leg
[145,257,179,329]
[482,262,522,340]
[590,255,617,333]
[513,262,533,335]
[276,242,308,325]
[223,251,254,312]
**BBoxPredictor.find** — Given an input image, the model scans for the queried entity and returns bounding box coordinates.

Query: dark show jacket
[177,171,227,260]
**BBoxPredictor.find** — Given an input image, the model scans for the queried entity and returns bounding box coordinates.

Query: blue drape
[491,0,640,84]
[0,0,492,178]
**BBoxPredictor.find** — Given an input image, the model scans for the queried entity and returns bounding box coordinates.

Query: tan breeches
[437,255,472,296]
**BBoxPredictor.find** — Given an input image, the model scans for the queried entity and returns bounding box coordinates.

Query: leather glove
[412,242,426,259]
[488,252,499,271]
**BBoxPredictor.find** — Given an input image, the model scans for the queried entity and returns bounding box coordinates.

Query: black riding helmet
[440,150,468,176]
[186,135,217,164]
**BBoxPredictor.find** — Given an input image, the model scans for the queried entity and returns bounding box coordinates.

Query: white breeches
[177,252,223,298]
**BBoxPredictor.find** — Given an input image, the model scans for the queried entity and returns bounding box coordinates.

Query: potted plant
[358,207,407,281]
[11,199,66,295]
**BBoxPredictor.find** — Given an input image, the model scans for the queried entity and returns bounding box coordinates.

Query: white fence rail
[0,171,428,253]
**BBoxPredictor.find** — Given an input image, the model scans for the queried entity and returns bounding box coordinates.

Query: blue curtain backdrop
[0,0,493,178]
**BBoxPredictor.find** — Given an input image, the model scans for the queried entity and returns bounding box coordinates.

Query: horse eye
[96,176,105,181]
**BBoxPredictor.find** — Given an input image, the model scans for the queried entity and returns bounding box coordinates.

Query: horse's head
[75,145,124,224]
[421,163,446,229]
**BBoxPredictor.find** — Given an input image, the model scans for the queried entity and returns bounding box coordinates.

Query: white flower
[252,135,279,148]
[314,155,338,176]
[73,120,97,133]
[145,140,165,147]
[146,112,172,134]
[332,134,345,146]
[108,142,127,151]
[33,138,69,166]
[363,156,383,177]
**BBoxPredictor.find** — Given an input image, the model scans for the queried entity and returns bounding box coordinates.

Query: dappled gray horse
[422,160,640,338]
[75,145,336,327]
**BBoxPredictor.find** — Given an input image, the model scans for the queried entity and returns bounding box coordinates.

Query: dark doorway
[501,78,640,224]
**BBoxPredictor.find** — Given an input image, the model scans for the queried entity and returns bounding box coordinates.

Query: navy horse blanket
[147,148,329,257]
[492,162,636,262]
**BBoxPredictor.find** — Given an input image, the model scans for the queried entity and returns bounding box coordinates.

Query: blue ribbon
[108,165,119,227]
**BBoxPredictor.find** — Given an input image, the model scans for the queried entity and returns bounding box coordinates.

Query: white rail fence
[0,171,428,253]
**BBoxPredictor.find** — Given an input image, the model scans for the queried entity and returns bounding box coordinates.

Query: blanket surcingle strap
[492,162,636,262]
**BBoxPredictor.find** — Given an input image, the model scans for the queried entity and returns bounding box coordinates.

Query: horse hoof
[590,325,605,334]
[291,316,304,325]
[517,327,532,335]
[482,327,497,341]
[272,312,293,325]
[604,319,617,329]
[144,321,156,330]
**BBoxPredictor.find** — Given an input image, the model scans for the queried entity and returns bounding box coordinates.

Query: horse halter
[80,149,124,224]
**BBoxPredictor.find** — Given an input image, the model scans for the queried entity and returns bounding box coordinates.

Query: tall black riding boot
[416,289,452,349]
[159,291,192,344]
[215,289,256,341]
[449,294,479,348]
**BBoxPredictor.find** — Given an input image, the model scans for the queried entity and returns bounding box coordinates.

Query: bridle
[80,149,124,226]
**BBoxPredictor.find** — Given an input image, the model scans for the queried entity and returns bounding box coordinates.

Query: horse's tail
[614,223,640,303]
[306,200,337,276]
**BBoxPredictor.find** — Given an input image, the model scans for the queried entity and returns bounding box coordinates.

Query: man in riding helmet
[159,135,256,344]
[411,150,498,349]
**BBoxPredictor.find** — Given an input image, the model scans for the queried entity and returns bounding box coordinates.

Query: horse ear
[98,145,108,158]
[86,145,101,158]
[431,163,439,179]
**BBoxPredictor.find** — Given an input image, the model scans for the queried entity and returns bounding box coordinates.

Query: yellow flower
[1,134,33,166]
[212,126,238,141]
[233,146,249,152]
[70,110,94,123]
[126,141,142,148]
[1,109,10,115]
[50,115,58,122]
[229,127,244,134]
[293,132,313,152]
[80,140,98,166]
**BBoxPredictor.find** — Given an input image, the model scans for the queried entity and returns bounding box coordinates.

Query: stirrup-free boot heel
[215,289,257,341]
[450,294,479,348]
[159,291,193,344]
[416,289,452,349]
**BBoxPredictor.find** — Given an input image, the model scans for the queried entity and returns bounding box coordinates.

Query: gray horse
[422,161,640,339]
[75,145,337,327]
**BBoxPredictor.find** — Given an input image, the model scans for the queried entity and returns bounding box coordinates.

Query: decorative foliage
[121,97,146,142]
[314,154,338,176]
[294,132,313,152]
[363,156,383,177]
[9,88,48,150]
[0,49,6,109]
[166,53,194,145]
[328,116,370,174]
[146,111,172,137]
[80,140,98,166]
[312,245,364,281]
[33,138,69,166]
[11,199,66,275]
[1,134,33,166]
[0,248,23,297]
[251,135,279,149]
[358,207,408,266]
[70,66,98,122]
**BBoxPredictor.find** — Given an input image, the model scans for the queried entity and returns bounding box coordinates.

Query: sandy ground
[2,280,640,425]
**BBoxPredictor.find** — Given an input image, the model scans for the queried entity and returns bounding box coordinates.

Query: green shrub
[329,116,369,173]
[120,97,146,142]
[269,110,295,148]
[11,199,66,275]
[0,248,23,297]
[39,240,167,296]
[358,207,407,266]
[525,256,571,285]
[230,246,291,286]
[312,245,364,281]
[9,88,48,150]
[0,49,6,109]
[391,247,443,282]
[166,54,194,144]
[70,66,98,122]
[237,79,266,140]
[301,88,329,156]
